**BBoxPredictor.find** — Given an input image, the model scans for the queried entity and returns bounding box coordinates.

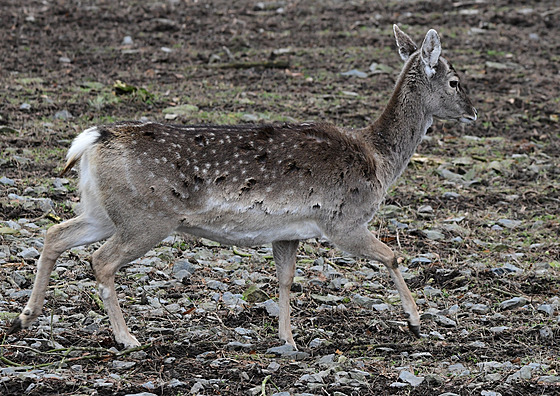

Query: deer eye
[449,80,459,89]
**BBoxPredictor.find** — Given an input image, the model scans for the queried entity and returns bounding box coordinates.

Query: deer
[8,25,476,349]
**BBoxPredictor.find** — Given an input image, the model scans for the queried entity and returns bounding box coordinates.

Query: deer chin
[459,115,477,123]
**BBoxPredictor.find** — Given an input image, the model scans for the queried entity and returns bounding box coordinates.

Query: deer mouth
[459,107,477,123]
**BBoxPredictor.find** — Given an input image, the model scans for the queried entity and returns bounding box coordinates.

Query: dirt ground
[1,0,559,395]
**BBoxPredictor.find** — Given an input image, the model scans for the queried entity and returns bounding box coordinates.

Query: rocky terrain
[1,0,559,395]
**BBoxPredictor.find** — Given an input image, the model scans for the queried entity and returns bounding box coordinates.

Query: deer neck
[362,62,433,189]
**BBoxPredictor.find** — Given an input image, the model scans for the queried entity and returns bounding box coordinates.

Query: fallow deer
[9,25,476,349]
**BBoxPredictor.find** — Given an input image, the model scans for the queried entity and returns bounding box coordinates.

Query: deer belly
[179,219,323,246]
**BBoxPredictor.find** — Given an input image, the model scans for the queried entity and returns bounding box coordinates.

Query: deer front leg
[272,240,299,349]
[328,226,420,337]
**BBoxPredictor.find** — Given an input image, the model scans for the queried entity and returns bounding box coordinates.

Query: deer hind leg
[91,227,173,348]
[327,226,420,337]
[272,240,299,349]
[9,214,115,335]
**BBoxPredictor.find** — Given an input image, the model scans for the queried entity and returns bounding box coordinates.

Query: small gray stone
[497,219,522,229]
[537,375,560,383]
[398,370,424,387]
[411,256,432,265]
[442,192,460,199]
[130,351,147,360]
[499,297,528,310]
[418,204,434,214]
[234,327,254,336]
[141,381,156,390]
[448,363,469,376]
[122,36,134,45]
[266,344,309,359]
[317,354,336,366]
[470,304,490,314]
[18,247,40,259]
[168,378,186,387]
[190,382,205,393]
[423,286,442,297]
[272,392,291,396]
[54,110,73,120]
[207,280,228,291]
[340,69,368,78]
[309,338,325,348]
[0,176,15,186]
[537,304,554,315]
[421,229,445,240]
[372,303,390,312]
[112,360,136,370]
[481,392,502,396]
[352,293,382,308]
[266,361,281,372]
[518,365,534,380]
[10,271,28,287]
[489,326,509,333]
[20,103,31,110]
[259,299,280,317]
[434,314,457,327]
[124,393,157,396]
[539,326,553,339]
[226,341,254,351]
[172,259,197,281]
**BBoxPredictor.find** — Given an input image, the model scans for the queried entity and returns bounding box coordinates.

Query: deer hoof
[408,323,421,338]
[7,317,23,335]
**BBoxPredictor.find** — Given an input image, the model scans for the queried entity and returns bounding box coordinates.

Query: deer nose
[460,107,477,123]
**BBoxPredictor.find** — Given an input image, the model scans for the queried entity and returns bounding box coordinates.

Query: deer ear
[420,29,441,78]
[393,24,418,61]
